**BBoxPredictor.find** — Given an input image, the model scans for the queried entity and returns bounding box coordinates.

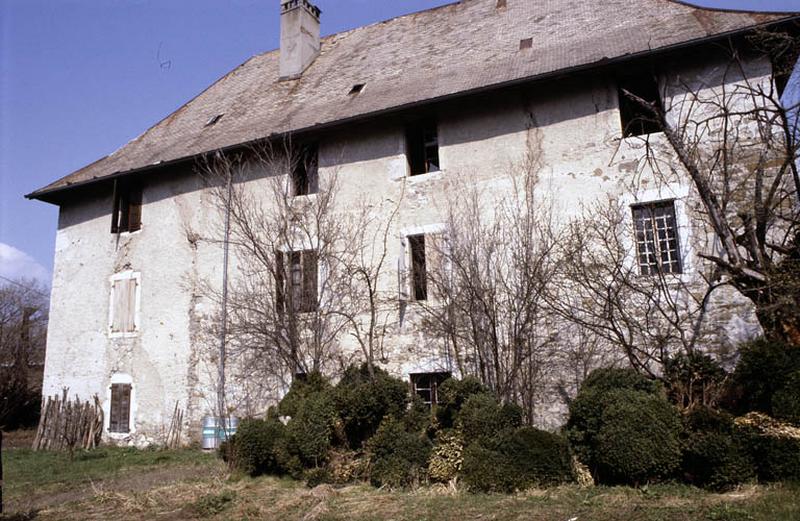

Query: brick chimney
[280,0,322,80]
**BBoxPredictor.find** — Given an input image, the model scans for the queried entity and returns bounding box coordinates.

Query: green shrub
[456,393,522,441]
[435,376,489,429]
[725,338,800,416]
[304,466,332,488]
[462,427,574,492]
[404,395,435,435]
[665,352,727,409]
[681,407,755,490]
[738,426,800,482]
[231,418,286,476]
[278,371,333,418]
[367,416,432,488]
[284,390,337,467]
[334,364,409,448]
[565,367,662,465]
[593,389,682,485]
[772,369,800,425]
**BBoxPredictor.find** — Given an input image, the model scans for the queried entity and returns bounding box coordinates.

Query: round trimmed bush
[593,389,682,485]
[738,426,800,482]
[565,367,662,466]
[435,376,489,428]
[462,427,574,492]
[725,338,800,416]
[456,393,522,441]
[278,371,333,418]
[772,369,800,425]
[232,418,287,476]
[335,364,410,448]
[285,390,337,467]
[681,408,754,490]
[367,416,432,488]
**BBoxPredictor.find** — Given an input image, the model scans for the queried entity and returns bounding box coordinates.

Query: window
[110,272,140,335]
[406,121,440,176]
[410,372,451,408]
[111,181,142,233]
[109,383,132,433]
[276,250,318,313]
[291,144,319,196]
[618,73,663,137]
[632,201,682,275]
[409,234,428,301]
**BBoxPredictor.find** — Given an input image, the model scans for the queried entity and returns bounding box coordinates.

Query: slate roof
[28,0,797,201]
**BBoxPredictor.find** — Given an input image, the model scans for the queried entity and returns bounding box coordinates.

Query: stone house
[26,0,799,444]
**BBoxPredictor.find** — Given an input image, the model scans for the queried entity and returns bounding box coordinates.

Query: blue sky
[1,0,799,286]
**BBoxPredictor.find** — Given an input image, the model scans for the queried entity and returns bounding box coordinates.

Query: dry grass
[2,447,799,521]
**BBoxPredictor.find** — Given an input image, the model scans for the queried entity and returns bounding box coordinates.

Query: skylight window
[349,83,366,95]
[205,114,224,127]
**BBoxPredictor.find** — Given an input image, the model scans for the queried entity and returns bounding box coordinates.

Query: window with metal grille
[632,201,682,275]
[109,383,132,433]
[291,143,319,196]
[410,372,451,408]
[406,121,440,176]
[275,250,318,313]
[111,181,142,233]
[409,234,428,301]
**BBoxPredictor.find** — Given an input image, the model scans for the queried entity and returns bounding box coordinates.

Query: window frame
[617,72,664,138]
[276,249,319,313]
[111,180,143,234]
[108,271,141,338]
[406,120,440,176]
[291,143,319,197]
[410,372,451,408]
[631,199,683,276]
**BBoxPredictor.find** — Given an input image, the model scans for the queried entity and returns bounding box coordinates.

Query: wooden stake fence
[33,389,103,451]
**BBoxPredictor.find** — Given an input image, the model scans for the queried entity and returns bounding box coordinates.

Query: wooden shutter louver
[128,187,142,232]
[302,250,318,312]
[109,383,131,433]
[112,278,137,333]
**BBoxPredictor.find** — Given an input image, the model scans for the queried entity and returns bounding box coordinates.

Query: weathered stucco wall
[43,53,770,442]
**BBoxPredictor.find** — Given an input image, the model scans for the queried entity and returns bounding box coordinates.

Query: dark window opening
[292,143,319,196]
[519,38,533,50]
[111,181,142,233]
[276,249,318,313]
[109,383,131,433]
[409,234,428,301]
[406,121,440,176]
[618,73,663,137]
[410,372,451,408]
[632,201,683,275]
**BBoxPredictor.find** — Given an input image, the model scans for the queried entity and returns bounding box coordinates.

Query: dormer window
[111,181,142,234]
[406,120,440,176]
[291,143,319,196]
[618,73,663,137]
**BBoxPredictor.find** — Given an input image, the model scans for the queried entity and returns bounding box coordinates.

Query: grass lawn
[2,446,799,520]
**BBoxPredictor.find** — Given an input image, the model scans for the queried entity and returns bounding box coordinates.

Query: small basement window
[618,73,663,137]
[410,372,451,408]
[291,144,319,196]
[275,249,318,313]
[111,181,142,233]
[632,200,683,275]
[109,383,132,433]
[409,234,428,301]
[406,121,440,176]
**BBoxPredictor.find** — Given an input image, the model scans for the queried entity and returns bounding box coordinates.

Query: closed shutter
[302,250,318,312]
[111,278,137,333]
[275,251,286,313]
[128,187,142,232]
[109,383,131,433]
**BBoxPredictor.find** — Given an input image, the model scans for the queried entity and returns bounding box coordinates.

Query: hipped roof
[27,0,797,202]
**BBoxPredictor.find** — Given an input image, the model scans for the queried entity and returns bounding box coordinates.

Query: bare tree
[420,154,560,422]
[548,198,722,381]
[622,31,800,346]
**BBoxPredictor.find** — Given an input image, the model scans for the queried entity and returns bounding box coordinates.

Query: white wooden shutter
[111,277,137,333]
